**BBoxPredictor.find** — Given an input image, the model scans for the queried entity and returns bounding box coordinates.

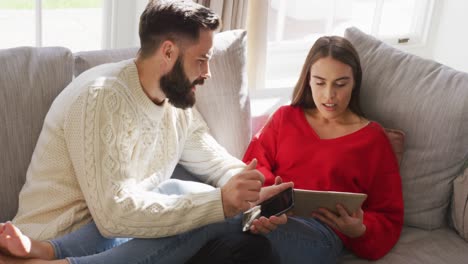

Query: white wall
[429,0,468,73]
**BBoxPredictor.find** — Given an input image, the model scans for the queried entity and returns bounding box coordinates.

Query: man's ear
[160,40,179,64]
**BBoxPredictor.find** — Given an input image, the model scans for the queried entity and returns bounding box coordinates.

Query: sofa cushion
[194,30,250,159]
[452,165,468,241]
[73,30,250,160]
[384,128,405,165]
[74,47,138,77]
[339,227,468,264]
[0,47,74,222]
[344,27,468,230]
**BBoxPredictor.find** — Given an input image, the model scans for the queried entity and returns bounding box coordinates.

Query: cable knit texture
[13,59,245,240]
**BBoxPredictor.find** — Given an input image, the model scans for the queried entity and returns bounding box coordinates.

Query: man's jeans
[51,218,251,264]
[49,179,343,263]
[49,180,246,264]
[266,216,343,263]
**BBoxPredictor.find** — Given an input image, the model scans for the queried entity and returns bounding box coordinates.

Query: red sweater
[243,105,403,260]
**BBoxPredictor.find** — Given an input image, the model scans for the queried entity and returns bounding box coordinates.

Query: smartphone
[259,187,294,218]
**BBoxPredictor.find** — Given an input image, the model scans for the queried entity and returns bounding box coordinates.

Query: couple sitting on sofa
[0,1,403,263]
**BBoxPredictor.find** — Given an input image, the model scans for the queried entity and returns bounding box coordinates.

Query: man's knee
[187,232,278,264]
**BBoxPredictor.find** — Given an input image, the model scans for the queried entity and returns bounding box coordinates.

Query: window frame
[261,0,436,90]
[2,0,145,51]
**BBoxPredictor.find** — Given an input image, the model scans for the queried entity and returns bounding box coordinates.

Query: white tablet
[291,189,367,217]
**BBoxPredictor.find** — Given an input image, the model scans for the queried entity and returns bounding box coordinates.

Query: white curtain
[195,0,267,91]
[103,0,149,49]
[195,0,248,31]
[246,0,268,91]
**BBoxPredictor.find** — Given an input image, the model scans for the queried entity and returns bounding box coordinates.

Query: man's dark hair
[139,0,220,58]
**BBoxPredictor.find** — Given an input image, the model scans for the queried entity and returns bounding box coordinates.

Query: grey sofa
[341,27,468,263]
[1,28,467,263]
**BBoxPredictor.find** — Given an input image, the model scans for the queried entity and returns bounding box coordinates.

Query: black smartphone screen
[260,187,294,218]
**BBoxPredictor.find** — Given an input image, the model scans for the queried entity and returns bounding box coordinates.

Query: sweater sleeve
[64,86,228,239]
[179,108,246,188]
[242,109,282,186]
[338,131,404,260]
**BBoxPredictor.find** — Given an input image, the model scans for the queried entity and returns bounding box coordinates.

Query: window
[42,0,104,51]
[264,0,435,89]
[0,0,147,52]
[0,0,35,49]
[0,0,104,51]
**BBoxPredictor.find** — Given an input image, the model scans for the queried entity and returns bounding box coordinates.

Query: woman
[245,36,403,262]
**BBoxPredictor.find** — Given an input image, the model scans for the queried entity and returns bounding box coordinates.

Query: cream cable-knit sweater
[13,59,245,240]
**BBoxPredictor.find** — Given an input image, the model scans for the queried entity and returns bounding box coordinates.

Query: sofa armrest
[0,47,73,222]
[452,163,468,241]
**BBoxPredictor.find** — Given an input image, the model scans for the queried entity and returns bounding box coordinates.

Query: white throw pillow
[195,30,250,159]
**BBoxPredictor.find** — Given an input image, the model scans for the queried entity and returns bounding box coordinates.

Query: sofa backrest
[0,47,74,222]
[345,27,468,230]
[73,30,251,159]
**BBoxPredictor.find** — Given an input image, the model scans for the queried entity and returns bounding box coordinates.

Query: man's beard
[160,56,205,109]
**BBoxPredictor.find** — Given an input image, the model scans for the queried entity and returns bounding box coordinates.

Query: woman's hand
[250,214,287,234]
[312,204,366,238]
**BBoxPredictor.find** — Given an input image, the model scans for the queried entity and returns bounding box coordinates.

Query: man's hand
[221,159,265,218]
[256,176,294,205]
[250,176,294,235]
[312,204,366,238]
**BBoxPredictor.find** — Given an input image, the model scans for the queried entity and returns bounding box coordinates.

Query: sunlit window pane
[267,0,378,43]
[333,0,376,35]
[42,0,103,51]
[264,0,433,89]
[379,0,416,37]
[268,0,329,43]
[0,0,35,49]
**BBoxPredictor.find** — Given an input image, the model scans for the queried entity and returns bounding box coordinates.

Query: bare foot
[0,253,20,264]
[0,253,67,264]
[0,222,32,258]
[0,253,27,264]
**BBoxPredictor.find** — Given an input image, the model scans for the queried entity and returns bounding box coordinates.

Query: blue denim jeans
[50,217,342,264]
[49,180,244,264]
[49,180,342,264]
[266,217,343,263]
[50,218,244,264]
